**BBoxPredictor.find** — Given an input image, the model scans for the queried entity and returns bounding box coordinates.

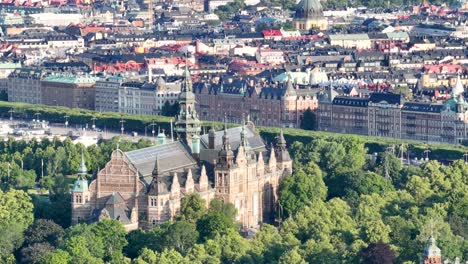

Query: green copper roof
[330,34,370,41]
[43,75,98,84]
[386,32,409,40]
[0,62,21,69]
[72,178,88,192]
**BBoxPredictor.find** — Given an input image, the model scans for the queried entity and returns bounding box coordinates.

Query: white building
[95,76,123,113]
[255,49,285,64]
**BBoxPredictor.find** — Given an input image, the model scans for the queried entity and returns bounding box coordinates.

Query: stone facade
[41,75,97,109]
[194,77,318,128]
[71,66,292,230]
[317,79,468,144]
[7,69,44,104]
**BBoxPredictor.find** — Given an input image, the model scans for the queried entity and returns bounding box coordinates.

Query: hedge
[1,101,467,161]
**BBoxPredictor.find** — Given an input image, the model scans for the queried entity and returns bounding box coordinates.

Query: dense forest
[0,135,467,264]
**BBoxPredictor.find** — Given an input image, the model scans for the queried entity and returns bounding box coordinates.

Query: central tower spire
[174,55,201,151]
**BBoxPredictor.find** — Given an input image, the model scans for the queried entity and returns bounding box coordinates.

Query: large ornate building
[194,75,319,128]
[71,66,292,230]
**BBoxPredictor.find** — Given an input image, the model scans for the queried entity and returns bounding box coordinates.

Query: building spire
[452,74,465,98]
[77,150,87,177]
[152,154,160,177]
[278,129,286,148]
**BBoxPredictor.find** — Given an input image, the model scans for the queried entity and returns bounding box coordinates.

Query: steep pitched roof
[125,141,197,178]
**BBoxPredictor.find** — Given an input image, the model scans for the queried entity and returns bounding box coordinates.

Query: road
[2,118,162,144]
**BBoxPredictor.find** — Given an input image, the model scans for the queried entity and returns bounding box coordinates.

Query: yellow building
[294,0,328,31]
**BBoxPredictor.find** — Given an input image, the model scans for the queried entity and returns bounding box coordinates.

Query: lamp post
[64,115,69,130]
[8,109,14,124]
[151,121,156,141]
[91,116,97,131]
[424,149,431,161]
[120,115,125,135]
[34,112,41,122]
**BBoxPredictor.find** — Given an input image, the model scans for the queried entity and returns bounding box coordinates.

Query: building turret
[423,236,442,264]
[452,75,465,98]
[268,144,277,171]
[284,77,297,97]
[218,124,234,168]
[171,173,180,196]
[276,129,291,160]
[71,150,90,224]
[174,62,201,149]
[149,155,166,195]
[199,165,209,192]
[185,169,194,193]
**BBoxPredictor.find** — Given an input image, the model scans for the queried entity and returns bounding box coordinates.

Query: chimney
[209,127,216,149]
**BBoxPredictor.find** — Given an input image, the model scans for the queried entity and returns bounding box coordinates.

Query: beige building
[71,66,292,230]
[293,0,328,31]
[329,34,372,49]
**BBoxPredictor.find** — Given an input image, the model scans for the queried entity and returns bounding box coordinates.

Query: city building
[71,67,292,230]
[118,82,157,115]
[194,76,319,128]
[94,76,123,113]
[0,62,22,92]
[41,74,97,109]
[7,68,44,105]
[293,0,328,30]
[317,77,468,144]
[329,34,372,49]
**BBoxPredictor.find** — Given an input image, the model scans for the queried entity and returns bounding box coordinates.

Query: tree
[125,230,154,259]
[279,247,306,264]
[0,189,34,260]
[209,199,237,220]
[42,249,71,264]
[64,223,105,260]
[359,243,396,264]
[406,176,433,205]
[163,221,199,255]
[249,224,288,263]
[278,162,327,218]
[204,229,250,263]
[64,235,104,264]
[180,193,206,222]
[196,212,235,242]
[91,219,128,261]
[300,108,316,130]
[20,242,54,264]
[23,219,64,247]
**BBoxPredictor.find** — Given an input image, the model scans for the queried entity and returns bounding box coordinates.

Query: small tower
[174,60,201,150]
[71,151,91,224]
[218,123,235,168]
[214,123,235,203]
[452,75,465,98]
[423,219,442,264]
[282,77,298,128]
[276,129,292,173]
[423,236,442,264]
